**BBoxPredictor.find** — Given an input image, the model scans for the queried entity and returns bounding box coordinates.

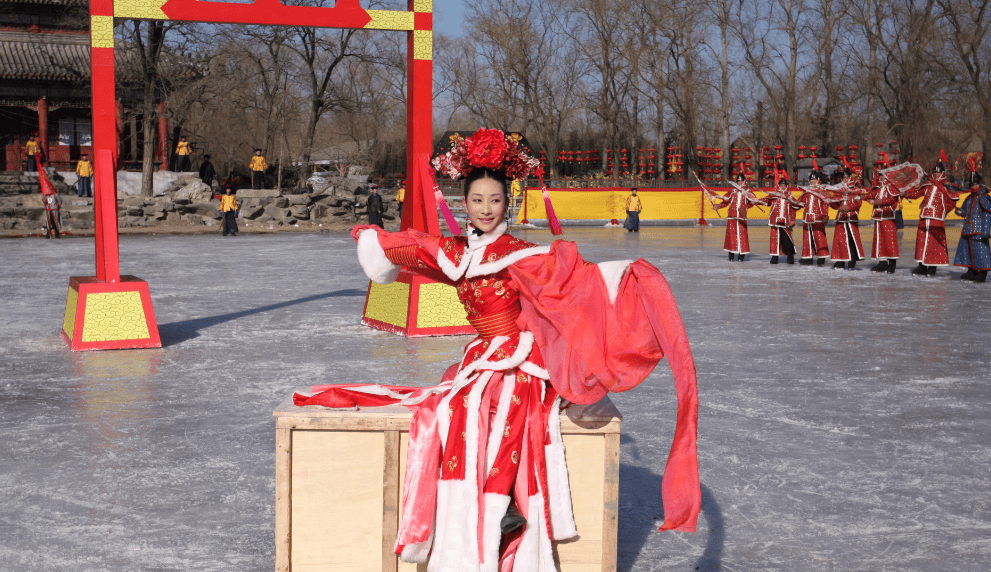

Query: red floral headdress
[431,128,540,181]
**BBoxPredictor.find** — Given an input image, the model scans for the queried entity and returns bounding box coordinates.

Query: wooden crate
[274,390,621,572]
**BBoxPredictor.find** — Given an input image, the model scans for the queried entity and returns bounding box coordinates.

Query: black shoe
[926,266,937,276]
[848,261,857,270]
[501,505,527,535]
[977,271,988,283]
[871,261,889,272]
[912,263,927,276]
[817,258,825,266]
[738,254,746,261]
[886,260,897,273]
[729,253,735,261]
[799,258,813,266]
[770,256,779,264]
[961,269,978,281]
[832,261,844,269]
[786,255,795,264]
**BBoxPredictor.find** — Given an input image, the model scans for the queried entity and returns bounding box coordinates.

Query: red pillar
[158,100,168,171]
[402,4,438,234]
[37,97,48,160]
[89,9,120,283]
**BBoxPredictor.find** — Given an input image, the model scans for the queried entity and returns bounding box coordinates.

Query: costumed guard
[712,170,762,261]
[865,161,902,273]
[903,152,961,277]
[798,167,830,266]
[829,169,865,269]
[294,129,700,572]
[953,170,991,282]
[219,185,238,236]
[765,166,801,264]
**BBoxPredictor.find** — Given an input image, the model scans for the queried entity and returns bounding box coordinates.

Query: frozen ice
[1,224,989,571]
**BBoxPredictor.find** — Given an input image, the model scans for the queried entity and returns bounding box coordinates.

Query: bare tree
[738,0,818,174]
[938,0,991,179]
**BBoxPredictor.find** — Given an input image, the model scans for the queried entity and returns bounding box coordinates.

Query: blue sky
[431,0,465,37]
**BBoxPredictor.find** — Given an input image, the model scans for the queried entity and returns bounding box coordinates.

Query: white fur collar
[466,222,508,250]
[464,245,551,279]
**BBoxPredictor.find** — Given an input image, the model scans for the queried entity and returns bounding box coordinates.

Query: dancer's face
[465,178,506,234]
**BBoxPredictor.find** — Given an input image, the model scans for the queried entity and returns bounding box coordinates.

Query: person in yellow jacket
[175,135,193,172]
[250,148,268,189]
[625,187,643,232]
[75,153,94,197]
[24,135,39,172]
[219,185,239,236]
[395,183,405,216]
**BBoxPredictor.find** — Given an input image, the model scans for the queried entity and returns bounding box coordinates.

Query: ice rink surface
[1,224,990,571]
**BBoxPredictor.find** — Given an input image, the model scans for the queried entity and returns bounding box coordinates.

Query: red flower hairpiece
[431,128,540,180]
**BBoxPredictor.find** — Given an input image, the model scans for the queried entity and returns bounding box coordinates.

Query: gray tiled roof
[0,32,90,80]
[0,32,199,81]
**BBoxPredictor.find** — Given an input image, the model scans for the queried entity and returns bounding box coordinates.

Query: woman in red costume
[294,129,700,572]
[829,169,865,270]
[712,170,763,261]
[764,168,802,264]
[903,158,960,277]
[798,169,831,266]
[865,172,902,273]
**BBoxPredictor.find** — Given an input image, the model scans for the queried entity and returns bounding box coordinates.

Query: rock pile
[0,172,397,233]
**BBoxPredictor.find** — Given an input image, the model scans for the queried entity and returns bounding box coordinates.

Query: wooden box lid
[274,388,621,434]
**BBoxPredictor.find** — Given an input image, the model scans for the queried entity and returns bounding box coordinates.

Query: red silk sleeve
[508,241,700,532]
[375,229,462,286]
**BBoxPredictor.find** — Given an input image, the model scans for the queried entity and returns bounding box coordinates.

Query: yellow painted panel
[365,10,415,30]
[416,282,469,328]
[519,189,705,221]
[556,434,605,572]
[90,16,114,49]
[412,0,432,13]
[62,287,78,341]
[292,431,385,572]
[412,30,432,61]
[366,281,410,328]
[114,0,169,20]
[80,291,150,342]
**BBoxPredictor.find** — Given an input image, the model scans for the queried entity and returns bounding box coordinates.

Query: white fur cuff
[357,229,401,284]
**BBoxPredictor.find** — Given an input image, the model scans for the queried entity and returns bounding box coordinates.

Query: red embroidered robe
[799,187,830,259]
[904,177,959,266]
[866,183,900,260]
[713,188,760,254]
[830,193,865,261]
[765,189,800,256]
[295,223,700,572]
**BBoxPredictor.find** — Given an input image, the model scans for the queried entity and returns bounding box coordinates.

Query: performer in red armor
[294,129,700,572]
[903,156,960,276]
[865,170,902,273]
[712,170,763,261]
[764,167,801,264]
[830,169,865,269]
[798,168,830,266]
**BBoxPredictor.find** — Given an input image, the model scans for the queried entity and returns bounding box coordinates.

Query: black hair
[809,170,823,182]
[843,167,853,177]
[463,168,510,199]
[933,161,946,174]
[968,171,983,186]
[736,172,747,182]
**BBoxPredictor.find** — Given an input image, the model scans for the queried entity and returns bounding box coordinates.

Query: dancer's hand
[351,224,377,243]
